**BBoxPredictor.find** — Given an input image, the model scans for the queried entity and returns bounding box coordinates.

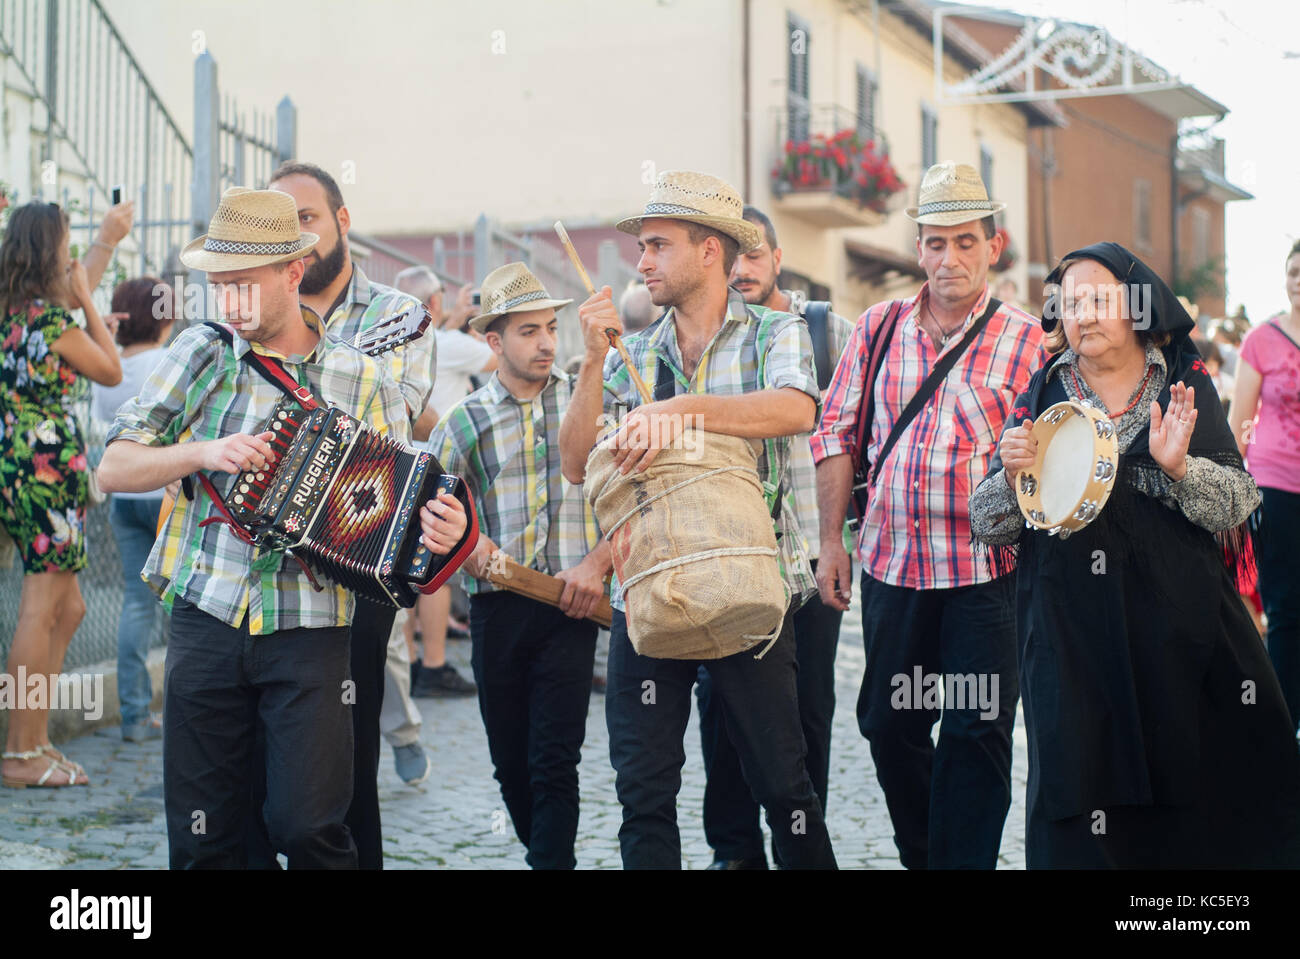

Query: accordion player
[206,394,479,608]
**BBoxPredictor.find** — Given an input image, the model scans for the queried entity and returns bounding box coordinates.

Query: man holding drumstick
[429,262,610,870]
[811,162,1043,869]
[559,170,836,869]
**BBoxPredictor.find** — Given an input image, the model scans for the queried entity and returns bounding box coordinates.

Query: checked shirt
[106,308,408,634]
[810,282,1043,589]
[429,369,600,596]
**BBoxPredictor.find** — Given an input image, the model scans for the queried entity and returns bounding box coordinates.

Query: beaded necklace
[1070,363,1155,420]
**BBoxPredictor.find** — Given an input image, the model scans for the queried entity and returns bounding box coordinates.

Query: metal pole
[276,95,296,166]
[43,0,58,153]
[192,52,220,290]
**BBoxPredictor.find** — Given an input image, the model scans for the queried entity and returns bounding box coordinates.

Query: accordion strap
[193,472,325,592]
[202,321,320,410]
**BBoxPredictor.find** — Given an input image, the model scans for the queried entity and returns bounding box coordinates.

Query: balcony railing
[769,103,903,229]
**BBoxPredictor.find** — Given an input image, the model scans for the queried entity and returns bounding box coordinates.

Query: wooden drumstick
[554,221,652,404]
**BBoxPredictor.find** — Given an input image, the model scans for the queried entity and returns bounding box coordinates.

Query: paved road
[0,609,1028,870]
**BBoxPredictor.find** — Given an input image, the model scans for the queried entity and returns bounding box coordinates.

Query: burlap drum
[585,427,788,659]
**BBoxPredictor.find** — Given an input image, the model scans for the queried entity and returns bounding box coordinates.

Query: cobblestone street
[0,610,1028,870]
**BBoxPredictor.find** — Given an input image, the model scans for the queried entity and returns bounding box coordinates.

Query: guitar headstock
[356,303,433,357]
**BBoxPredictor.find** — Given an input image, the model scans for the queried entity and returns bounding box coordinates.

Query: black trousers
[345,595,399,869]
[244,594,396,870]
[1257,486,1300,734]
[606,605,838,869]
[469,590,597,869]
[695,566,843,863]
[856,572,1018,869]
[163,598,357,869]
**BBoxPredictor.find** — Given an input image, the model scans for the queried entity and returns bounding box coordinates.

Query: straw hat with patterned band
[616,170,763,254]
[905,162,1006,227]
[469,262,574,334]
[180,187,318,273]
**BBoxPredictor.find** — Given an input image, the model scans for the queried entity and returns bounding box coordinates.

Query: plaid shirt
[602,288,820,607]
[810,283,1043,589]
[429,368,600,596]
[106,308,408,634]
[783,290,854,561]
[324,265,435,419]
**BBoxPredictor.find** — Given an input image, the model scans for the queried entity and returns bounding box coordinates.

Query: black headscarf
[985,242,1255,585]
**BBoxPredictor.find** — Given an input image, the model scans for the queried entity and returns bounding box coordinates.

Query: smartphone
[111,185,123,205]
[471,290,481,307]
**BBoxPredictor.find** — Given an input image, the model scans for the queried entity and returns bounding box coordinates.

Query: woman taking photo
[970,241,1300,868]
[92,276,175,743]
[1,202,123,788]
[1231,241,1300,735]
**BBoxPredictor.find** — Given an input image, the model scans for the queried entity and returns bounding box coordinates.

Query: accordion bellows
[226,398,477,607]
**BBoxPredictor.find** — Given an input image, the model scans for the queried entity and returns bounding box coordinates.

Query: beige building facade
[97,0,1043,317]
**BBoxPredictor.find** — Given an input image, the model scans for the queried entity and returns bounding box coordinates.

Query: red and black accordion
[215,396,478,608]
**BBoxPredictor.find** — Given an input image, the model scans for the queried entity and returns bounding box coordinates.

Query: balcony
[769,103,903,229]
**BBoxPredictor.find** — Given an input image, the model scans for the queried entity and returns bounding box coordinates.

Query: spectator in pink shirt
[1232,240,1300,734]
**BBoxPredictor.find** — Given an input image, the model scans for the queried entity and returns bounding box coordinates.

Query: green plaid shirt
[105,308,408,634]
[324,265,435,419]
[783,290,854,561]
[429,368,600,596]
[601,288,820,607]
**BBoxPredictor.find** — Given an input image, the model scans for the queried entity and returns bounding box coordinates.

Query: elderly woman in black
[970,242,1300,868]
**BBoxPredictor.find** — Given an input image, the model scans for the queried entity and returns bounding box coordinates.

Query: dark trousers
[695,567,843,863]
[244,594,396,870]
[469,590,597,869]
[856,572,1018,869]
[1258,486,1300,734]
[346,595,398,869]
[163,598,357,869]
[607,605,837,869]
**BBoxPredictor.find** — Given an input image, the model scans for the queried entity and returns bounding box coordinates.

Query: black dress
[984,362,1300,869]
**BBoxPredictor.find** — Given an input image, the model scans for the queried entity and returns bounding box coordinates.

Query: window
[856,64,876,142]
[787,13,811,143]
[979,144,994,195]
[1134,178,1152,251]
[921,106,938,169]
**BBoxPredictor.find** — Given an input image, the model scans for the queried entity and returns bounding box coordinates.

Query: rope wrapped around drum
[585,427,789,660]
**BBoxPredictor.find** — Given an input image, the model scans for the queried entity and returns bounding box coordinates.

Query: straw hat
[905,162,1005,226]
[617,170,762,253]
[469,262,573,334]
[180,187,318,272]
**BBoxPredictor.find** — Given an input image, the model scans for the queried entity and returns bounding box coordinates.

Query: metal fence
[1,0,196,278]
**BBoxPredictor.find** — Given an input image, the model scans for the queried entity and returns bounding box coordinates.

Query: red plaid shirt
[810,283,1043,589]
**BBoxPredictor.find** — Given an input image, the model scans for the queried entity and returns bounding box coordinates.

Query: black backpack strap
[804,300,834,391]
[868,298,1002,486]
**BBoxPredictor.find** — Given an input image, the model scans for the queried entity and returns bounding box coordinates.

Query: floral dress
[0,300,90,573]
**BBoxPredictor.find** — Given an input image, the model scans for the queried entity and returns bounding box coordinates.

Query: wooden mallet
[554,221,652,403]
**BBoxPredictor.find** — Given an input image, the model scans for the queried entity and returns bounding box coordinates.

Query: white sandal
[1,748,82,788]
[36,743,87,780]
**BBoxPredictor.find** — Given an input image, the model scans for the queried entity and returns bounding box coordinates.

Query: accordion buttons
[240,484,250,494]
[234,494,244,504]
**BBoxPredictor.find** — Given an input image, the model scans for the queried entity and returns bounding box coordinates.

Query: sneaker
[392,743,430,785]
[122,713,163,743]
[411,663,477,698]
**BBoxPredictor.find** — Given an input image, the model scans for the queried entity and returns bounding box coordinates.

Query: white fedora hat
[616,170,763,254]
[905,162,1005,227]
[469,262,573,334]
[180,187,318,272]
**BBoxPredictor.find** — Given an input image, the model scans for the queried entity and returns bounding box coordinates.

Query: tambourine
[1014,401,1119,539]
